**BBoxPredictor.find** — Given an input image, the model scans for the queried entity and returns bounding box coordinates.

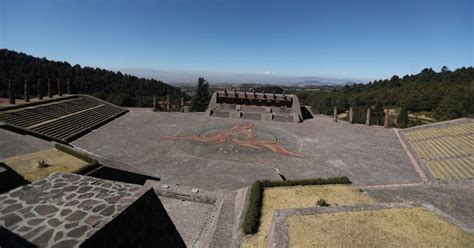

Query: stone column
[38,79,43,100]
[57,79,62,96]
[67,78,71,95]
[349,107,354,124]
[24,79,30,102]
[166,95,170,112]
[384,109,390,128]
[48,79,53,98]
[180,97,184,112]
[366,108,371,126]
[333,107,338,122]
[153,96,157,112]
[8,80,15,104]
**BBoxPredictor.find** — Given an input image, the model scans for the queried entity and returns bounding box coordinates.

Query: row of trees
[296,67,474,123]
[0,49,187,107]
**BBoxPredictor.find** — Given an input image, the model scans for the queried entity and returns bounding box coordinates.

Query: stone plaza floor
[72,109,422,191]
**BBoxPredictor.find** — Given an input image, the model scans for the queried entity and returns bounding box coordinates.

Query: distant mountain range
[118,69,360,86]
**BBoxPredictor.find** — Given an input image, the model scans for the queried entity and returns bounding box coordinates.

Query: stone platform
[0,173,184,247]
[73,110,420,191]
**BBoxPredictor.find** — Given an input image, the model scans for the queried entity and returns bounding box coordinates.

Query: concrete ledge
[402,118,472,132]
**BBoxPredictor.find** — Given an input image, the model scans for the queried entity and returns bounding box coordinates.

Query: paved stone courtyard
[1,107,473,247]
[73,109,421,191]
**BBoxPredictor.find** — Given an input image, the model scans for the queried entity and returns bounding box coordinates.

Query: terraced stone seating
[0,95,127,143]
[403,119,474,180]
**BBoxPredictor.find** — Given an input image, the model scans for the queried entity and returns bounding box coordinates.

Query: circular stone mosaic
[161,122,304,162]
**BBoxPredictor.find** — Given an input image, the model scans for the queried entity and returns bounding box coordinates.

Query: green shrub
[316,198,330,207]
[397,108,409,128]
[242,181,263,234]
[242,176,351,234]
[37,160,51,168]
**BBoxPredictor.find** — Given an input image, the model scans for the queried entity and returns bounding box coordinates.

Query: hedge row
[54,143,99,174]
[242,176,351,234]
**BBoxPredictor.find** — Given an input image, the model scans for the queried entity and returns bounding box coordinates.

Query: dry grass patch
[243,185,374,248]
[288,207,474,247]
[2,149,89,181]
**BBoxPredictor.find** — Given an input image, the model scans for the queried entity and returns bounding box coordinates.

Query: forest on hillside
[296,67,474,124]
[0,49,187,107]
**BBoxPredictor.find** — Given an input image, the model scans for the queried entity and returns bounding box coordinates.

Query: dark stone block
[4,199,18,204]
[60,209,72,217]
[47,218,62,227]
[19,206,33,214]
[91,204,105,213]
[3,213,22,227]
[24,225,46,240]
[77,193,95,199]
[63,186,79,192]
[32,229,54,246]
[78,199,100,210]
[34,205,59,216]
[65,211,87,222]
[99,206,115,217]
[67,226,88,238]
[84,215,101,227]
[65,200,80,207]
[17,226,32,233]
[52,182,68,188]
[65,222,79,229]
[27,218,45,226]
[104,196,121,204]
[54,231,63,241]
[3,203,23,214]
[77,186,92,194]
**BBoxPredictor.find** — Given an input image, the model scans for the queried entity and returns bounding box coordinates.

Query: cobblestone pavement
[0,173,143,247]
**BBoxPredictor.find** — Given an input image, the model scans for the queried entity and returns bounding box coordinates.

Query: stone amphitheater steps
[0,95,128,143]
[402,119,474,180]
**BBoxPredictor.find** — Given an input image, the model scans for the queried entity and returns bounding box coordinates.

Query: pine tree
[191,77,210,112]
[397,108,409,128]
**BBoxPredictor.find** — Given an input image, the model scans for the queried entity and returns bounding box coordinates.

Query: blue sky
[1,0,472,82]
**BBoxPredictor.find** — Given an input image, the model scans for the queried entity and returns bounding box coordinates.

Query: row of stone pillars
[333,106,391,128]
[6,78,71,105]
[152,96,190,112]
[152,95,171,112]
